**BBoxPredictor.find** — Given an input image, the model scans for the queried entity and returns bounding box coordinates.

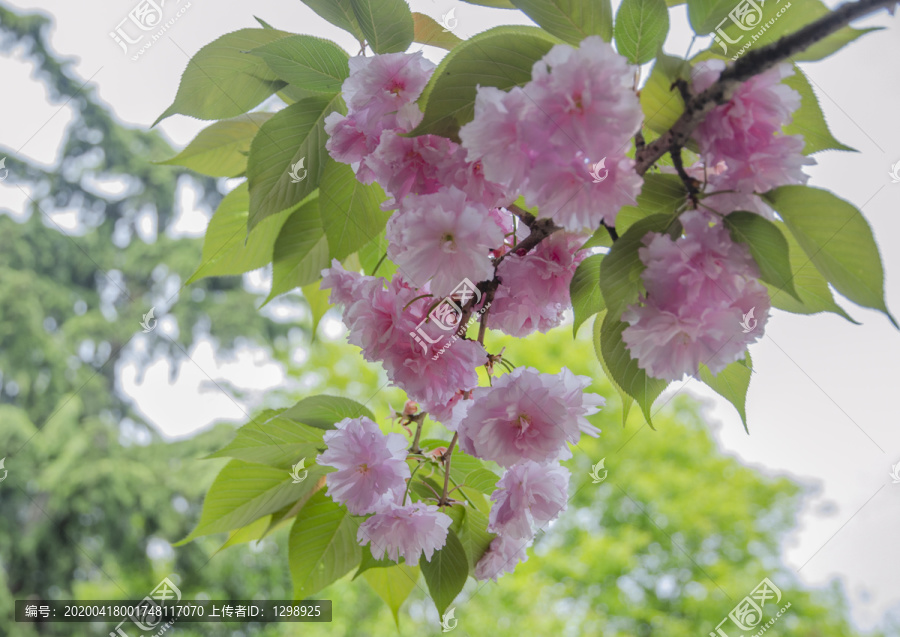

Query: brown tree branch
[635,0,895,174]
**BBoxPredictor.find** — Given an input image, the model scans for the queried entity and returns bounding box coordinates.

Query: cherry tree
[157,0,897,625]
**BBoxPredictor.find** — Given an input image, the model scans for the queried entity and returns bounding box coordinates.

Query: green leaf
[699,355,753,433]
[410,26,559,139]
[452,506,495,570]
[597,311,669,427]
[641,53,701,136]
[615,173,686,235]
[265,197,330,303]
[154,28,292,125]
[281,395,376,429]
[782,65,854,154]
[216,515,272,553]
[248,35,350,95]
[461,0,516,7]
[186,183,295,284]
[614,0,669,65]
[591,310,634,425]
[723,211,799,301]
[765,186,895,327]
[358,230,397,278]
[571,254,606,337]
[300,0,366,42]
[206,408,327,467]
[350,0,415,54]
[686,0,734,34]
[710,0,877,63]
[354,549,402,578]
[159,113,272,177]
[420,530,468,616]
[412,12,464,51]
[511,0,613,44]
[363,564,421,627]
[762,219,856,322]
[319,161,390,260]
[289,490,362,598]
[247,95,343,230]
[460,468,500,494]
[179,459,328,543]
[302,281,334,339]
[599,214,679,319]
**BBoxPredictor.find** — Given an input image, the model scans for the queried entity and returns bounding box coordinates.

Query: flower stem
[439,432,459,506]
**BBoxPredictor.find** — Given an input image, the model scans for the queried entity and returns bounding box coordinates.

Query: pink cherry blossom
[368,131,459,208]
[460,37,645,231]
[692,60,814,200]
[621,210,771,381]
[457,367,603,467]
[488,231,587,337]
[317,417,411,515]
[474,535,530,582]
[459,86,535,189]
[357,501,452,564]
[488,461,570,539]
[386,187,504,297]
[320,265,486,407]
[342,52,434,118]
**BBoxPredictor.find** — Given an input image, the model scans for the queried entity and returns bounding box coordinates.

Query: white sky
[0,0,899,631]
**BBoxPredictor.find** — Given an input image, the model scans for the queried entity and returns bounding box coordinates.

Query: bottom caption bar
[15,600,332,623]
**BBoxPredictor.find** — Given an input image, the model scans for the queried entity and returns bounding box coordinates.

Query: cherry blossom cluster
[318,416,452,563]
[690,60,815,218]
[620,61,812,380]
[621,210,771,381]
[312,35,816,576]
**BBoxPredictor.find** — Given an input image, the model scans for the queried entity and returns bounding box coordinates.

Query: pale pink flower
[459,86,536,189]
[489,461,570,539]
[323,268,486,407]
[488,231,587,337]
[458,367,603,467]
[357,501,452,564]
[343,52,434,118]
[317,417,411,515]
[422,390,471,432]
[368,131,458,208]
[522,153,643,231]
[474,535,529,582]
[693,61,814,200]
[528,37,643,155]
[622,210,771,381]
[386,187,504,297]
[460,37,645,232]
[320,258,366,306]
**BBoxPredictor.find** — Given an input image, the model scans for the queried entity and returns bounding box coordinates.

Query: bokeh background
[1,0,899,635]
